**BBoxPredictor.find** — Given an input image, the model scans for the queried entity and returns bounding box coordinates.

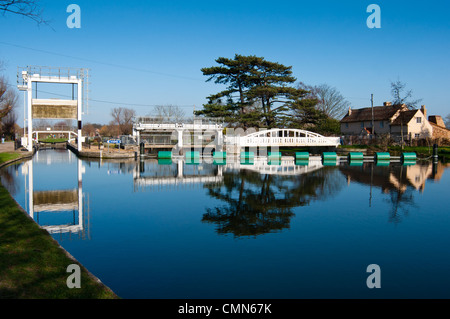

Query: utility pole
[371,94,375,137]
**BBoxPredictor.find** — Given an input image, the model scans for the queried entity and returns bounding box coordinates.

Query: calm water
[1,149,450,299]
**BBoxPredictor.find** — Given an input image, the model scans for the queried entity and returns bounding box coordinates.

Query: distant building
[340,102,450,141]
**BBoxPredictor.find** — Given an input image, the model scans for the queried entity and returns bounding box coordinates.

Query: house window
[361,122,364,128]
[415,133,420,139]
[380,121,384,128]
[345,123,348,128]
[416,117,422,123]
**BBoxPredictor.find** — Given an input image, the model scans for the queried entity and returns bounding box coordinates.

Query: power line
[5,82,196,108]
[0,41,204,82]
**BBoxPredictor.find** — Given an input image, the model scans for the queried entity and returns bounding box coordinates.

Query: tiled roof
[430,122,450,132]
[340,105,403,123]
[390,110,419,125]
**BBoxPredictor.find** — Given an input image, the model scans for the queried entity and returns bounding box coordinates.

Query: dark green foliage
[197,54,340,135]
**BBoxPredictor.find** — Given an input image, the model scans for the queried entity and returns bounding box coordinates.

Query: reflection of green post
[295,159,309,166]
[322,152,337,166]
[376,160,390,166]
[349,160,363,166]
[186,151,200,165]
[433,144,438,163]
[213,151,226,165]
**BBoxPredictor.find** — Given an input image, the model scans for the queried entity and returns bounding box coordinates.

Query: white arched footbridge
[227,128,340,147]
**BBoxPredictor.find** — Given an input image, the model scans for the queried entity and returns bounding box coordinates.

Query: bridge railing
[239,136,341,147]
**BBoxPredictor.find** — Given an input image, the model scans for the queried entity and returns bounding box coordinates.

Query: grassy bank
[0,152,21,164]
[0,154,119,299]
[0,183,118,299]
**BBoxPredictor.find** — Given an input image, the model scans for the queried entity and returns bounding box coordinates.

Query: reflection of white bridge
[133,156,329,190]
[227,157,325,175]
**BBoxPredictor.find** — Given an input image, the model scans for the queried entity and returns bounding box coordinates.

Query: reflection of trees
[0,163,20,196]
[385,187,417,224]
[202,167,344,237]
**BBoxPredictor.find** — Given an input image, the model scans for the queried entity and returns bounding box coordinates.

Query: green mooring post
[401,152,417,162]
[375,152,390,161]
[295,152,309,161]
[322,152,337,161]
[158,151,172,159]
[348,152,364,161]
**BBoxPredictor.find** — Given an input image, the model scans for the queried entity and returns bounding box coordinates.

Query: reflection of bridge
[226,157,325,175]
[133,156,329,190]
[22,153,87,236]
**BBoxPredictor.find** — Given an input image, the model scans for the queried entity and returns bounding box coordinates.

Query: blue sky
[1,0,449,124]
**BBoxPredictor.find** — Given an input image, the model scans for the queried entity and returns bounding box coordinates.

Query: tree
[444,114,450,129]
[245,59,303,128]
[0,0,47,25]
[110,107,136,136]
[197,54,305,128]
[1,109,18,139]
[298,82,349,120]
[390,79,422,109]
[0,76,18,137]
[152,104,185,123]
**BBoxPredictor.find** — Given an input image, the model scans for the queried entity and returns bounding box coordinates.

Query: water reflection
[19,150,89,240]
[201,165,345,237]
[340,161,449,223]
[133,158,224,190]
[3,150,450,239]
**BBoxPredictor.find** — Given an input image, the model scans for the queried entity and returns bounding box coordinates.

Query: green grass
[0,184,118,299]
[0,152,21,165]
[38,138,68,143]
[337,145,370,149]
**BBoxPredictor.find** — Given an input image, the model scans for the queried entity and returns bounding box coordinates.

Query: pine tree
[196,54,307,128]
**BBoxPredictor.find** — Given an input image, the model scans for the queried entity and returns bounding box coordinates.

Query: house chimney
[383,102,392,106]
[348,106,352,116]
[421,105,426,118]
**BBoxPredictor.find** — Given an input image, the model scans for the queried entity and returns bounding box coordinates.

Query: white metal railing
[226,128,340,147]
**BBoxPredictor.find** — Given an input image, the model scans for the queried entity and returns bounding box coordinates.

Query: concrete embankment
[66,142,136,159]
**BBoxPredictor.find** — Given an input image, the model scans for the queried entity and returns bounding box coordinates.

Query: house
[428,115,450,140]
[340,102,442,141]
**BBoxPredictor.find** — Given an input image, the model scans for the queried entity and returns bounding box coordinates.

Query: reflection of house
[341,162,447,194]
[340,103,447,140]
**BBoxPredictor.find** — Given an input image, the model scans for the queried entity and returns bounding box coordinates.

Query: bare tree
[1,109,18,139]
[445,114,450,129]
[110,107,136,136]
[297,82,350,120]
[152,104,185,123]
[0,0,47,25]
[390,79,422,109]
[0,76,18,134]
